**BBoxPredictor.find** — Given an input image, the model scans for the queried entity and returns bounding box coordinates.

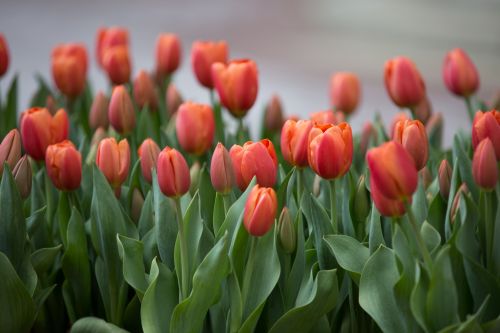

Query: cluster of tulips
[0,27,499,333]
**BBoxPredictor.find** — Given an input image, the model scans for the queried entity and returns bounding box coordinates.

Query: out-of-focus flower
[156,33,181,79]
[96,137,130,194]
[281,119,313,167]
[450,183,469,224]
[108,85,136,135]
[0,129,21,175]
[384,56,425,108]
[89,91,109,129]
[134,70,159,111]
[330,72,361,114]
[278,207,296,254]
[96,27,128,68]
[51,43,88,98]
[392,119,429,170]
[166,83,183,116]
[103,45,131,85]
[138,138,160,184]
[157,146,190,198]
[264,94,284,132]
[0,33,10,77]
[13,155,31,199]
[443,48,479,97]
[191,40,228,89]
[472,138,498,191]
[414,96,432,124]
[472,110,500,160]
[438,159,452,200]
[45,140,82,191]
[176,102,215,156]
[310,110,335,125]
[210,142,235,194]
[243,184,277,237]
[389,112,410,138]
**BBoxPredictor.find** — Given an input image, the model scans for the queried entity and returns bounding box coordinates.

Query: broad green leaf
[3,74,18,136]
[212,192,225,235]
[31,245,62,275]
[427,192,446,239]
[412,176,428,224]
[368,203,385,254]
[70,317,129,333]
[117,235,148,297]
[324,234,369,284]
[421,221,441,254]
[137,191,154,238]
[199,165,215,232]
[340,174,356,237]
[284,213,305,310]
[452,135,478,201]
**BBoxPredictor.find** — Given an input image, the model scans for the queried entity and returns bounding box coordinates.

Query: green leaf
[2,74,18,136]
[31,245,62,275]
[444,158,460,238]
[421,221,441,254]
[284,213,305,310]
[212,192,225,235]
[70,317,129,333]
[117,235,148,297]
[452,135,479,201]
[368,203,385,254]
[199,165,216,232]
[411,176,428,224]
[324,235,369,284]
[411,264,431,332]
[427,191,446,239]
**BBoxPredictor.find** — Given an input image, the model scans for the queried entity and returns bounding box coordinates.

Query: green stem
[241,237,258,306]
[403,201,432,272]
[408,106,416,120]
[329,180,338,233]
[296,167,304,205]
[465,96,475,123]
[237,118,245,144]
[222,193,232,215]
[45,170,54,225]
[484,190,493,270]
[348,278,358,333]
[175,198,189,300]
[210,90,225,144]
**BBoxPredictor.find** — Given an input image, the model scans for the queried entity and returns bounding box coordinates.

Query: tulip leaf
[31,244,62,275]
[29,73,53,108]
[70,317,129,333]
[411,176,428,224]
[427,191,446,239]
[137,191,154,238]
[452,135,479,201]
[411,263,431,332]
[117,235,148,297]
[199,165,216,232]
[2,74,18,136]
[368,203,385,254]
[284,213,305,310]
[340,174,356,237]
[324,234,369,284]
[212,192,225,234]
[421,221,441,254]
[444,158,460,238]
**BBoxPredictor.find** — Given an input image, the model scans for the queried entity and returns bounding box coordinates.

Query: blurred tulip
[108,85,136,135]
[176,102,215,155]
[134,70,159,111]
[281,119,313,167]
[264,94,284,132]
[230,139,278,191]
[438,159,452,200]
[420,167,433,189]
[191,40,228,88]
[89,91,109,129]
[157,147,190,198]
[210,142,235,194]
[451,183,469,224]
[330,72,361,114]
[212,59,258,117]
[443,48,479,97]
[0,129,21,176]
[310,110,335,125]
[156,33,181,78]
[166,83,183,115]
[45,140,82,191]
[0,34,9,77]
[96,27,128,68]
[278,207,296,254]
[490,91,500,110]
[189,161,201,195]
[384,56,425,108]
[370,179,406,217]
[472,110,500,160]
[45,95,57,115]
[131,188,144,223]
[389,112,410,138]
[392,119,429,170]
[366,141,417,201]
[472,138,498,191]
[360,122,376,157]
[52,43,88,98]
[103,45,131,85]
[138,138,160,184]
[21,107,69,160]
[243,184,277,237]
[96,138,130,194]
[13,155,31,199]
[308,122,353,180]
[414,96,432,124]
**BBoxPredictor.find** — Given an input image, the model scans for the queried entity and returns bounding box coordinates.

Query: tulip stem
[403,201,432,272]
[329,180,338,233]
[408,106,416,120]
[210,90,225,145]
[483,190,493,269]
[242,236,257,308]
[174,198,189,300]
[296,168,304,204]
[237,118,246,144]
[223,193,232,215]
[464,96,475,123]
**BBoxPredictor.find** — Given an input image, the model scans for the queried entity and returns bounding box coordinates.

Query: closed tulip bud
[45,95,57,115]
[426,112,444,146]
[310,110,335,125]
[0,129,21,176]
[450,183,469,224]
[420,167,433,189]
[472,138,498,191]
[89,91,109,129]
[191,40,228,88]
[308,122,353,180]
[21,107,69,160]
[392,119,429,170]
[352,175,370,222]
[189,161,201,195]
[389,112,410,139]
[414,96,432,125]
[157,147,190,198]
[138,138,160,184]
[330,72,361,114]
[443,48,479,97]
[13,155,31,199]
[490,91,500,110]
[367,141,418,201]
[156,33,181,78]
[103,46,131,85]
[264,94,284,132]
[384,56,426,108]
[278,207,296,254]
[370,179,407,217]
[109,85,136,135]
[176,102,215,155]
[0,34,9,77]
[52,44,88,98]
[472,110,500,160]
[210,142,235,194]
[45,140,82,191]
[230,139,278,191]
[212,59,258,117]
[96,138,130,194]
[281,119,313,167]
[438,159,452,200]
[243,185,277,237]
[166,83,183,116]
[134,70,158,111]
[360,122,376,157]
[131,188,144,223]
[96,27,129,68]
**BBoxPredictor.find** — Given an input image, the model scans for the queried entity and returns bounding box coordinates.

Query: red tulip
[370,177,406,217]
[392,119,429,170]
[96,138,130,192]
[264,94,284,132]
[384,56,426,108]
[210,142,235,194]
[89,91,109,129]
[102,45,131,85]
[52,43,88,98]
[330,72,361,114]
[0,129,21,175]
[443,48,479,97]
[472,138,498,191]
[175,102,215,156]
[438,159,452,200]
[138,138,160,184]
[243,185,277,237]
[191,40,228,89]
[0,33,9,77]
[45,140,82,191]
[157,147,190,198]
[281,119,313,167]
[166,83,183,116]
[389,112,410,138]
[310,110,336,125]
[472,110,500,160]
[156,33,181,78]
[13,155,31,199]
[108,85,136,135]
[96,27,128,68]
[133,70,159,111]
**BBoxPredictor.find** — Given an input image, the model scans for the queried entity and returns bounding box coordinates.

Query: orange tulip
[330,72,361,114]
[166,83,183,116]
[370,178,407,217]
[0,129,21,175]
[443,48,479,97]
[108,85,136,135]
[175,102,215,155]
[243,184,277,236]
[210,142,235,194]
[52,43,88,98]
[133,70,159,111]
[0,33,9,77]
[156,33,181,78]
[389,112,410,138]
[102,45,131,85]
[89,91,109,129]
[138,138,160,184]
[96,27,128,68]
[45,140,82,191]
[384,56,425,108]
[472,138,498,191]
[281,119,313,167]
[211,59,258,117]
[392,119,429,170]
[472,110,500,160]
[310,110,336,125]
[264,94,284,132]
[191,40,228,88]
[308,122,353,180]
[96,138,130,193]
[157,147,190,198]
[438,159,452,200]
[20,107,69,160]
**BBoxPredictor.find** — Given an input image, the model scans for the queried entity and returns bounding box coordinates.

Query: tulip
[443,48,479,97]
[0,33,9,77]
[366,141,418,201]
[450,183,469,224]
[264,94,284,132]
[102,45,131,85]
[243,184,277,237]
[156,33,181,79]
[438,159,452,200]
[278,207,296,254]
[0,129,21,176]
[414,96,432,125]
[51,43,88,98]
[138,138,160,184]
[308,122,353,180]
[472,138,498,191]
[392,119,429,170]
[189,161,201,195]
[389,112,410,139]
[230,139,278,191]
[89,91,109,129]
[420,167,433,190]
[212,59,258,117]
[133,70,159,111]
[166,83,183,115]
[131,188,144,223]
[175,102,215,155]
[191,40,228,88]
[370,179,406,217]
[360,122,376,157]
[108,85,136,135]
[45,95,57,115]
[472,110,500,160]
[96,27,128,68]
[210,143,235,194]
[96,138,130,195]
[21,107,69,160]
[45,140,82,191]
[157,147,190,198]
[281,119,313,167]
[310,110,336,125]
[330,72,361,114]
[13,155,31,199]
[384,56,425,108]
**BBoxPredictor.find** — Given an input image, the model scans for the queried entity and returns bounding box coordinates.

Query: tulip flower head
[166,83,183,115]
[243,184,278,237]
[264,94,284,132]
[438,159,452,200]
[210,143,235,194]
[157,147,191,198]
[108,85,136,135]
[138,138,161,184]
[96,138,130,194]
[443,48,479,97]
[329,72,361,114]
[156,33,181,78]
[281,119,313,167]
[103,45,131,85]
[472,138,498,191]
[370,177,407,217]
[96,27,128,68]
[51,43,88,98]
[384,56,426,108]
[45,140,82,191]
[392,119,429,170]
[89,91,109,130]
[191,40,228,89]
[175,102,215,156]
[13,155,32,199]
[310,110,336,125]
[0,33,9,77]
[134,70,159,111]
[472,110,500,160]
[0,129,21,176]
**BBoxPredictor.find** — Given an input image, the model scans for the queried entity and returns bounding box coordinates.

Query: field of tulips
[0,28,499,333]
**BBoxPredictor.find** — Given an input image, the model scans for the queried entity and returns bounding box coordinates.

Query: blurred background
[1,0,499,145]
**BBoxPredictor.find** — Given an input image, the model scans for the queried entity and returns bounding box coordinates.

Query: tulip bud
[392,119,429,170]
[210,143,235,194]
[89,91,109,130]
[96,138,130,195]
[370,178,407,217]
[278,207,296,254]
[157,147,190,198]
[366,141,418,201]
[0,34,9,77]
[389,112,410,139]
[384,56,426,108]
[360,122,376,157]
[450,183,469,224]
[131,188,144,222]
[21,107,69,160]
[166,83,183,116]
[138,138,160,184]
[243,185,277,237]
[426,112,444,147]
[12,155,31,199]
[45,140,82,191]
[96,27,128,68]
[286,115,300,122]
[414,96,432,125]
[264,94,284,132]
[0,129,21,176]
[310,110,335,125]
[472,110,500,160]
[191,40,228,89]
[212,59,258,118]
[189,161,201,195]
[103,46,131,85]
[472,138,498,191]
[156,33,181,78]
[443,48,479,97]
[45,95,58,115]
[352,175,370,222]
[308,122,353,180]
[175,102,215,155]
[438,159,452,200]
[133,70,159,111]
[109,85,136,135]
[51,43,88,98]
[281,119,313,167]
[330,72,361,114]
[420,167,433,190]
